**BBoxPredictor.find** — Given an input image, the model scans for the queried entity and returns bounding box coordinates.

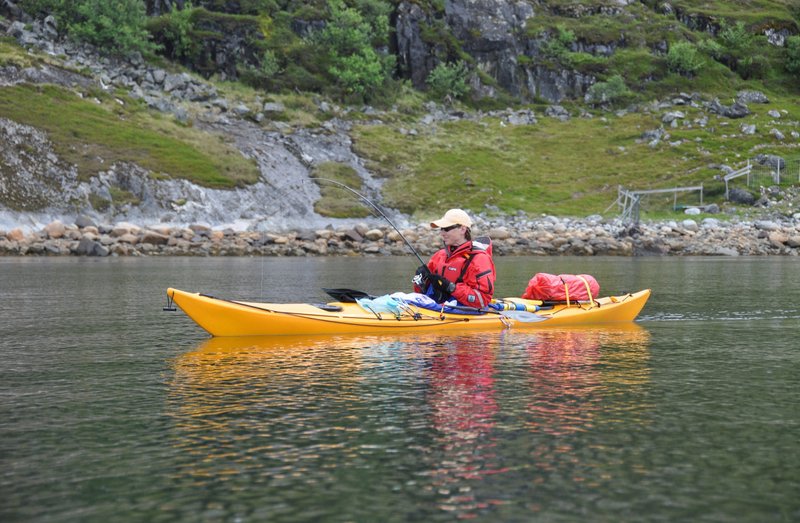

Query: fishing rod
[308,177,426,266]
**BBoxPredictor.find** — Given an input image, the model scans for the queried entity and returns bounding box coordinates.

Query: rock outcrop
[395,0,597,102]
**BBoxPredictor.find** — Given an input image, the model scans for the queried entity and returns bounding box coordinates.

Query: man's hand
[412,265,431,287]
[429,275,456,302]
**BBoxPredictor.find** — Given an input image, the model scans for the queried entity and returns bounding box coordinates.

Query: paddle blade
[500,310,549,323]
[322,288,374,303]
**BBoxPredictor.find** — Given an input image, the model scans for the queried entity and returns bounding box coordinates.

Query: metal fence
[612,185,704,224]
[748,158,800,187]
[615,158,799,222]
[722,158,800,199]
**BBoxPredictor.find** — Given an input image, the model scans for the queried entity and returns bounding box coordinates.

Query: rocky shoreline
[3,211,800,257]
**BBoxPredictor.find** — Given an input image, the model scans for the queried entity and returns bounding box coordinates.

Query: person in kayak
[412,208,496,307]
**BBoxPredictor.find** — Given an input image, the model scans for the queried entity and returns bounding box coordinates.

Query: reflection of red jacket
[414,237,496,307]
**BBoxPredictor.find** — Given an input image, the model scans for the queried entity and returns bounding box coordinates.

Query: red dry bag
[521,273,600,302]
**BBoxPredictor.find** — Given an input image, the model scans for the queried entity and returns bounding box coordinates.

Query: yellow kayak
[166,287,651,337]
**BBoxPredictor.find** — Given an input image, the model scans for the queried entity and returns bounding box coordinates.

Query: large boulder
[707,98,751,119]
[43,220,66,239]
[736,90,769,104]
[72,238,110,256]
[728,188,755,205]
[754,154,786,171]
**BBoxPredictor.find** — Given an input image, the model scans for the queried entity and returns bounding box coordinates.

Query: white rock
[43,220,66,239]
[364,229,384,241]
[754,220,781,231]
[488,227,511,240]
[682,219,699,232]
[740,124,756,135]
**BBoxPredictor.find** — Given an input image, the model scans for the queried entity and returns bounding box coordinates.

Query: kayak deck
[166,288,651,337]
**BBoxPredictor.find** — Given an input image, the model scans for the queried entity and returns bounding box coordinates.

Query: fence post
[747,160,751,187]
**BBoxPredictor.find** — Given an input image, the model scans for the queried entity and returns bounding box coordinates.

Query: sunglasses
[440,224,461,232]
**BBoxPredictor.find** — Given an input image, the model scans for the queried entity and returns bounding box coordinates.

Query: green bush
[236,48,286,89]
[147,3,197,60]
[697,38,723,57]
[260,49,282,76]
[584,74,632,106]
[352,0,391,44]
[666,41,705,76]
[718,20,754,52]
[329,49,385,95]
[313,0,393,99]
[567,51,608,74]
[540,25,575,62]
[425,61,469,101]
[25,0,158,56]
[703,20,767,79]
[786,35,800,75]
[19,0,77,25]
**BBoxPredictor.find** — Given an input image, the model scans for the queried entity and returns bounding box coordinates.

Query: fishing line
[260,252,265,300]
[308,177,426,266]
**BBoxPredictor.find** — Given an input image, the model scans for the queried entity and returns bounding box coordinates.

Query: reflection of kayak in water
[522,322,652,441]
[166,287,651,337]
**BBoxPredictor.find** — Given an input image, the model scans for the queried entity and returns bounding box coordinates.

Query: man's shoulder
[470,236,492,254]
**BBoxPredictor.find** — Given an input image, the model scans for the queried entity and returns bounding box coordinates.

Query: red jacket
[414,237,496,307]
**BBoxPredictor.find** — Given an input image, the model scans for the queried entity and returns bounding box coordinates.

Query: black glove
[412,265,431,287]
[429,275,456,302]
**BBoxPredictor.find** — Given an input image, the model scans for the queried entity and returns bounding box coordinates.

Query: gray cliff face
[524,65,595,104]
[448,0,533,97]
[395,2,439,89]
[394,0,596,103]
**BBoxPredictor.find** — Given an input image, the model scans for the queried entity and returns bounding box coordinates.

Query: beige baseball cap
[430,208,473,228]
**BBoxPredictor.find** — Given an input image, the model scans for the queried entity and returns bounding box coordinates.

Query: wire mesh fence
[614,157,799,222]
[748,158,800,188]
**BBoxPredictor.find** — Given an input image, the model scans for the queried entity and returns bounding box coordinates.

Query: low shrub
[426,61,469,102]
[667,41,705,77]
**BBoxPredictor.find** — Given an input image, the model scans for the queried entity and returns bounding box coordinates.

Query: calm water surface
[1,256,798,522]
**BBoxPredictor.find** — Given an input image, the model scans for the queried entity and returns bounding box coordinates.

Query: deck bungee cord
[200,292,471,324]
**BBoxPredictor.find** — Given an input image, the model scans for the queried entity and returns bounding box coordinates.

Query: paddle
[322,288,375,303]
[446,303,549,323]
[499,310,549,323]
[324,288,549,323]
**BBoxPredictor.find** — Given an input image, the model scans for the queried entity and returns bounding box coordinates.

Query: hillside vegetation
[1,0,799,220]
[0,82,259,187]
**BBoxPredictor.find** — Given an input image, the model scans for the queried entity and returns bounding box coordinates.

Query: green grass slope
[352,92,800,219]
